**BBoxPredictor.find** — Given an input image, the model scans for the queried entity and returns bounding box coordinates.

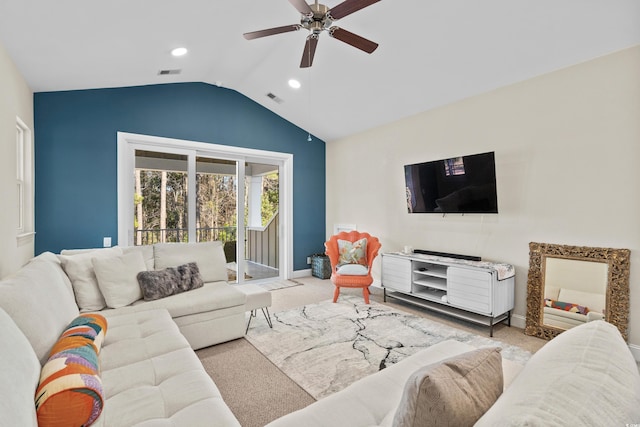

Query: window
[16,117,34,243]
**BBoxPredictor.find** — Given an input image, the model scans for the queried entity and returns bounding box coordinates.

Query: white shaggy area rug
[245,296,531,400]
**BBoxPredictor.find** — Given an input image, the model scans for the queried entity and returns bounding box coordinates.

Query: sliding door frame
[117,132,294,280]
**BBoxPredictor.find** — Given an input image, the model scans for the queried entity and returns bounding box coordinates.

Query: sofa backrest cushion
[123,245,155,270]
[59,247,123,312]
[475,320,640,426]
[0,258,80,364]
[0,307,40,427]
[30,251,76,297]
[154,241,228,283]
[92,250,147,308]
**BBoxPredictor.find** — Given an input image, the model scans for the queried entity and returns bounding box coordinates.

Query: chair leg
[362,286,370,304]
[333,286,340,303]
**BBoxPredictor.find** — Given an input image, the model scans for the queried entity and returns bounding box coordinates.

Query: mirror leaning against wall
[525,242,631,341]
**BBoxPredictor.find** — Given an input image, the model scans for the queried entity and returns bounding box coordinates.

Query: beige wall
[0,42,34,278]
[327,46,640,348]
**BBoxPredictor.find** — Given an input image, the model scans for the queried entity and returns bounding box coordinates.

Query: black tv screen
[405,151,498,214]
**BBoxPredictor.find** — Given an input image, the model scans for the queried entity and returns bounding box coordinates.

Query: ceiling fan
[243,0,381,68]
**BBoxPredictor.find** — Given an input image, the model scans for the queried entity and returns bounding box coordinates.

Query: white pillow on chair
[336,264,368,275]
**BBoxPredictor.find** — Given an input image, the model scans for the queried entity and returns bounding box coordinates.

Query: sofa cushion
[137,262,204,301]
[104,281,246,318]
[392,347,503,427]
[122,245,155,270]
[92,251,147,308]
[95,309,240,426]
[154,241,228,283]
[0,258,80,364]
[0,308,40,427]
[30,251,76,297]
[35,314,107,427]
[475,320,640,426]
[59,247,123,312]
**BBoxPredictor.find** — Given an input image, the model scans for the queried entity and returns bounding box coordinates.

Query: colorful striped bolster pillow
[35,313,107,427]
[544,298,590,315]
[59,313,108,353]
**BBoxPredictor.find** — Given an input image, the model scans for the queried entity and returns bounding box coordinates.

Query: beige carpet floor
[196,276,547,427]
[196,339,314,427]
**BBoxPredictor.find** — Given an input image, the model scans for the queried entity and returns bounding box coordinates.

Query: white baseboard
[510,313,526,330]
[292,269,312,279]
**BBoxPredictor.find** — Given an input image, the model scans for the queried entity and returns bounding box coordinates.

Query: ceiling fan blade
[300,34,319,68]
[328,0,381,20]
[329,27,378,53]
[288,0,313,15]
[243,25,301,40]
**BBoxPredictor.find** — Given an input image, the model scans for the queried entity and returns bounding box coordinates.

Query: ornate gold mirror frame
[525,242,631,341]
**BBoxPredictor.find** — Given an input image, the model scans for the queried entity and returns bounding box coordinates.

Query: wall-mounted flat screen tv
[405,151,498,214]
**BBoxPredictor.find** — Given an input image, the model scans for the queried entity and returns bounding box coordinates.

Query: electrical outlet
[103,237,112,248]
[306,256,311,264]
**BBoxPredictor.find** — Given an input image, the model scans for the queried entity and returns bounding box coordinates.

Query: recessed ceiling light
[171,47,188,57]
[288,79,301,89]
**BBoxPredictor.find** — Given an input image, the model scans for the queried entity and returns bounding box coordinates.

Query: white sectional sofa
[2,240,639,427]
[59,242,247,349]
[0,242,244,426]
[267,320,640,427]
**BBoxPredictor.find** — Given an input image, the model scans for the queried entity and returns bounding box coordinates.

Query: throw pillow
[92,251,147,308]
[137,262,204,301]
[59,313,108,354]
[544,298,590,315]
[337,238,368,266]
[392,347,503,427]
[35,314,107,427]
[59,247,123,312]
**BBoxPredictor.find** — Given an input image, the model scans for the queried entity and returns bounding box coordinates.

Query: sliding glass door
[118,133,292,282]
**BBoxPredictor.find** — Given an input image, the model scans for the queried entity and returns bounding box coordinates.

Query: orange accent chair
[324,231,381,304]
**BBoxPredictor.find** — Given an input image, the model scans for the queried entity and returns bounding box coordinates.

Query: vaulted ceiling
[1,0,639,142]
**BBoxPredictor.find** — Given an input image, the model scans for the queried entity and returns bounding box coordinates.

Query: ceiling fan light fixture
[243,0,382,68]
[171,47,188,57]
[288,79,301,89]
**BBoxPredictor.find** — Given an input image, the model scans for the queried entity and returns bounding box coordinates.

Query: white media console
[381,252,515,336]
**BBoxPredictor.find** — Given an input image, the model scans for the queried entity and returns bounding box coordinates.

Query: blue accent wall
[34,82,326,270]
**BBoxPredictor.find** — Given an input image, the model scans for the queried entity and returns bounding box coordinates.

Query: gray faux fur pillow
[136,262,204,301]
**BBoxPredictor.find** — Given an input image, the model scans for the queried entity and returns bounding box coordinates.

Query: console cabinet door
[447,267,493,315]
[382,256,411,292]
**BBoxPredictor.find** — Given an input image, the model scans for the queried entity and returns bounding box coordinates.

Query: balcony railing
[134,216,278,270]
[134,227,237,246]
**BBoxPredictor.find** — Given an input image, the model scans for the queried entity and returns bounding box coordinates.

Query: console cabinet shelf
[381,252,515,336]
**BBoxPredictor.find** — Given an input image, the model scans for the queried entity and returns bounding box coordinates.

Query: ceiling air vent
[266,92,283,104]
[158,69,181,76]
